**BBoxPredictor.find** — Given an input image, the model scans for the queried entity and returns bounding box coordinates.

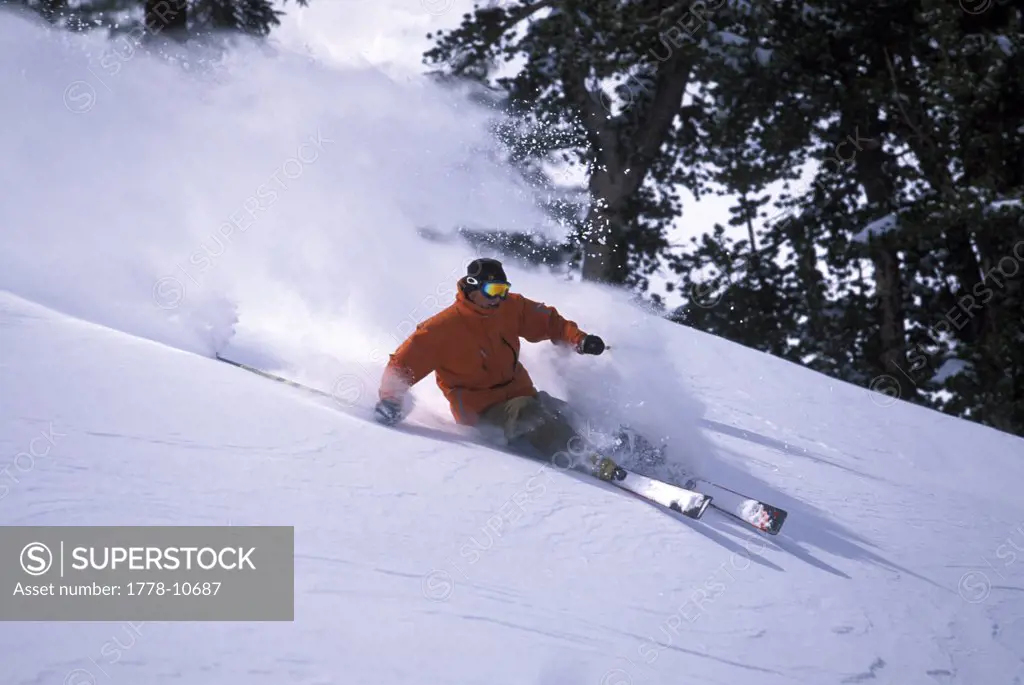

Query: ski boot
[609,426,667,468]
[589,454,627,481]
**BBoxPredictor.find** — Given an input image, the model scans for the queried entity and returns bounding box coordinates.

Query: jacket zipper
[500,336,517,378]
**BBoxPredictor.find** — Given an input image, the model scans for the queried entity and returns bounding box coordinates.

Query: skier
[372,257,622,479]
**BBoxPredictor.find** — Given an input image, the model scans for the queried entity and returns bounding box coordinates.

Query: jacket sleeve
[517,296,587,347]
[379,323,439,401]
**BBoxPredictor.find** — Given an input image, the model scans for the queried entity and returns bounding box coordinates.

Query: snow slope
[2,8,1024,685]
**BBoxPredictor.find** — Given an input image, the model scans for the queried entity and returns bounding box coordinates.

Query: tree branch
[624,50,694,195]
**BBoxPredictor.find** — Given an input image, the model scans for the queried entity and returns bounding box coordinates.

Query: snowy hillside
[2,8,1024,685]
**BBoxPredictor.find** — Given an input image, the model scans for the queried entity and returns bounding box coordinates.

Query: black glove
[374,398,403,426]
[577,334,605,355]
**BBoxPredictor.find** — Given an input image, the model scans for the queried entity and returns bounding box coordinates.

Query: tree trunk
[847,112,912,398]
[870,247,907,381]
[561,11,694,283]
[580,167,630,282]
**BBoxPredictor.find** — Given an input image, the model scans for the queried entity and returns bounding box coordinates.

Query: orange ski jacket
[379,288,588,425]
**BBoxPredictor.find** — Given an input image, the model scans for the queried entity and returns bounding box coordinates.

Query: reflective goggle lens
[481,282,511,298]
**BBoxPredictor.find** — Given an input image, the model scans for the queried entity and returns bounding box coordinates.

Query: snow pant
[477,392,590,467]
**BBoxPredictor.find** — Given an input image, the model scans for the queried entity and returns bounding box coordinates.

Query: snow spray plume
[0,10,546,367]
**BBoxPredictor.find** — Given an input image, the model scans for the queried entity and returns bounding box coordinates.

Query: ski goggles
[476,281,511,299]
[466,275,511,299]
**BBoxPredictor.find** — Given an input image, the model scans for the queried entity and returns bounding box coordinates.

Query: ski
[214,355,714,521]
[599,429,781,531]
[594,460,711,520]
[683,476,787,535]
[215,354,340,400]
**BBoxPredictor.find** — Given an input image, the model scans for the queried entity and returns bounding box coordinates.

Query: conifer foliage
[3,0,306,37]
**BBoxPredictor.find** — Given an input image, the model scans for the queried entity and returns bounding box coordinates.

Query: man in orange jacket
[374,257,617,477]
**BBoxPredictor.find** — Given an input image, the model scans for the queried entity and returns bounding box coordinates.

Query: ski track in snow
[1,9,1024,683]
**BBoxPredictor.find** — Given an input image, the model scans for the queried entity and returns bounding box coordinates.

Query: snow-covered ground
[2,8,1024,685]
